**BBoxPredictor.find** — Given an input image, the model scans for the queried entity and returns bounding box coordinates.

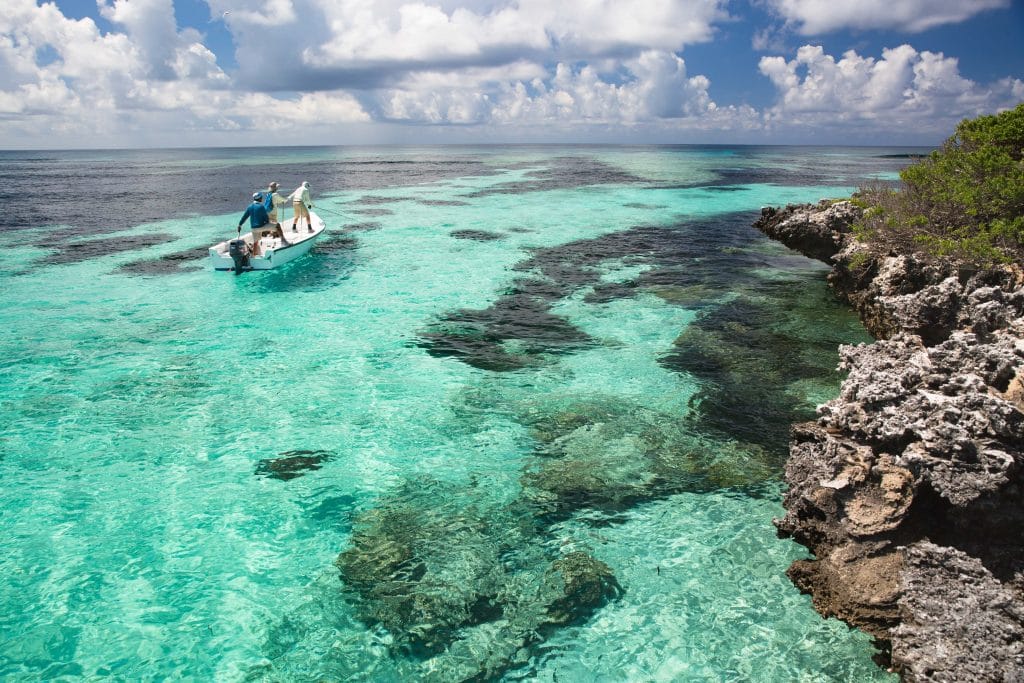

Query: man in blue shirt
[237,192,286,256]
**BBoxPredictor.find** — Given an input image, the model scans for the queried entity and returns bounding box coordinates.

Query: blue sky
[1,0,1022,148]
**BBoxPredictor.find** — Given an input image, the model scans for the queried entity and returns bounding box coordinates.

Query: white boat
[209,210,327,272]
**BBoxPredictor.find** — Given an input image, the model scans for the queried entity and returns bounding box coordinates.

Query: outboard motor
[228,239,250,274]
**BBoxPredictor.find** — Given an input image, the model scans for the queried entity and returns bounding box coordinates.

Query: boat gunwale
[209,210,326,270]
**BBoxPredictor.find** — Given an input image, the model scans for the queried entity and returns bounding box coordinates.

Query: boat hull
[209,210,326,271]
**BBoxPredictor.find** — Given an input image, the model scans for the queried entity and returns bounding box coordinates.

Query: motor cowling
[228,239,250,273]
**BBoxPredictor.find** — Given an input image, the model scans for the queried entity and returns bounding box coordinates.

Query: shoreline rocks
[754,201,1024,680]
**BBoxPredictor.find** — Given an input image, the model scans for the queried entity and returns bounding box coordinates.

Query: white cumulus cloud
[764,0,1009,34]
[0,0,370,147]
[216,0,729,91]
[0,0,1020,147]
[373,51,720,127]
[758,44,1023,137]
[98,0,179,79]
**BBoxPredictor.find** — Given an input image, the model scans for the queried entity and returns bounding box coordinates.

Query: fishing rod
[314,205,348,219]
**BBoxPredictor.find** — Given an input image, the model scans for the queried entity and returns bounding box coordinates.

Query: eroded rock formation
[755,200,1024,681]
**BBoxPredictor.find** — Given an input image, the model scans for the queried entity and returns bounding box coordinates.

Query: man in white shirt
[288,181,313,232]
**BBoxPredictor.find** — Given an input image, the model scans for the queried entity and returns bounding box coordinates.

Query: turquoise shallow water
[0,146,914,680]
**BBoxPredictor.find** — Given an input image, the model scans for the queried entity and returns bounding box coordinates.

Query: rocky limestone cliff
[755,200,1024,681]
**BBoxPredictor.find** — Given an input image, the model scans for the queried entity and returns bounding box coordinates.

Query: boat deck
[249,223,319,254]
[209,210,327,271]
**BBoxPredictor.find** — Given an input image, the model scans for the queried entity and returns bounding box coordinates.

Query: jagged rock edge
[754,200,1024,681]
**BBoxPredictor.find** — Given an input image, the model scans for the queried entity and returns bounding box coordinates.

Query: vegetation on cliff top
[855,102,1024,265]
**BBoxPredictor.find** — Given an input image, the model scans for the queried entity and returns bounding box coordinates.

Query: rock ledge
[755,201,1024,681]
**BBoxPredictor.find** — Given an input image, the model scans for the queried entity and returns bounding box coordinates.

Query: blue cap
[252,192,263,201]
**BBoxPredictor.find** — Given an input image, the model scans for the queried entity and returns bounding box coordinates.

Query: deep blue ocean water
[0,146,918,681]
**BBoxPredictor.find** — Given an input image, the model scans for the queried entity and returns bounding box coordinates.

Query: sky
[1,0,1022,149]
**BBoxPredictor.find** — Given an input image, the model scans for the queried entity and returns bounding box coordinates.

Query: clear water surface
[0,146,919,681]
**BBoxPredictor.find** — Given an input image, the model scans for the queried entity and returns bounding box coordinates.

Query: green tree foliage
[856,103,1024,264]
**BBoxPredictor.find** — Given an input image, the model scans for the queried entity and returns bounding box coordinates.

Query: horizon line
[0,141,938,153]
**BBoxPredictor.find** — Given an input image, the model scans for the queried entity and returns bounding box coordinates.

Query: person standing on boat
[288,181,313,232]
[265,181,287,225]
[237,191,285,256]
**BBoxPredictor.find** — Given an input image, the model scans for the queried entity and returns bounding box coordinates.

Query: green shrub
[846,249,873,272]
[856,103,1024,265]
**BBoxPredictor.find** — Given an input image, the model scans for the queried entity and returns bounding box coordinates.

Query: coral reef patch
[40,233,176,265]
[332,212,873,681]
[448,229,506,241]
[256,450,334,481]
[419,215,827,373]
[335,479,621,679]
[117,245,208,275]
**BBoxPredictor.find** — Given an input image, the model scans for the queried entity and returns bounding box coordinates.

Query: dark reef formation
[449,229,506,241]
[255,450,334,480]
[334,479,622,680]
[325,213,870,681]
[755,200,1024,681]
[116,245,209,275]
